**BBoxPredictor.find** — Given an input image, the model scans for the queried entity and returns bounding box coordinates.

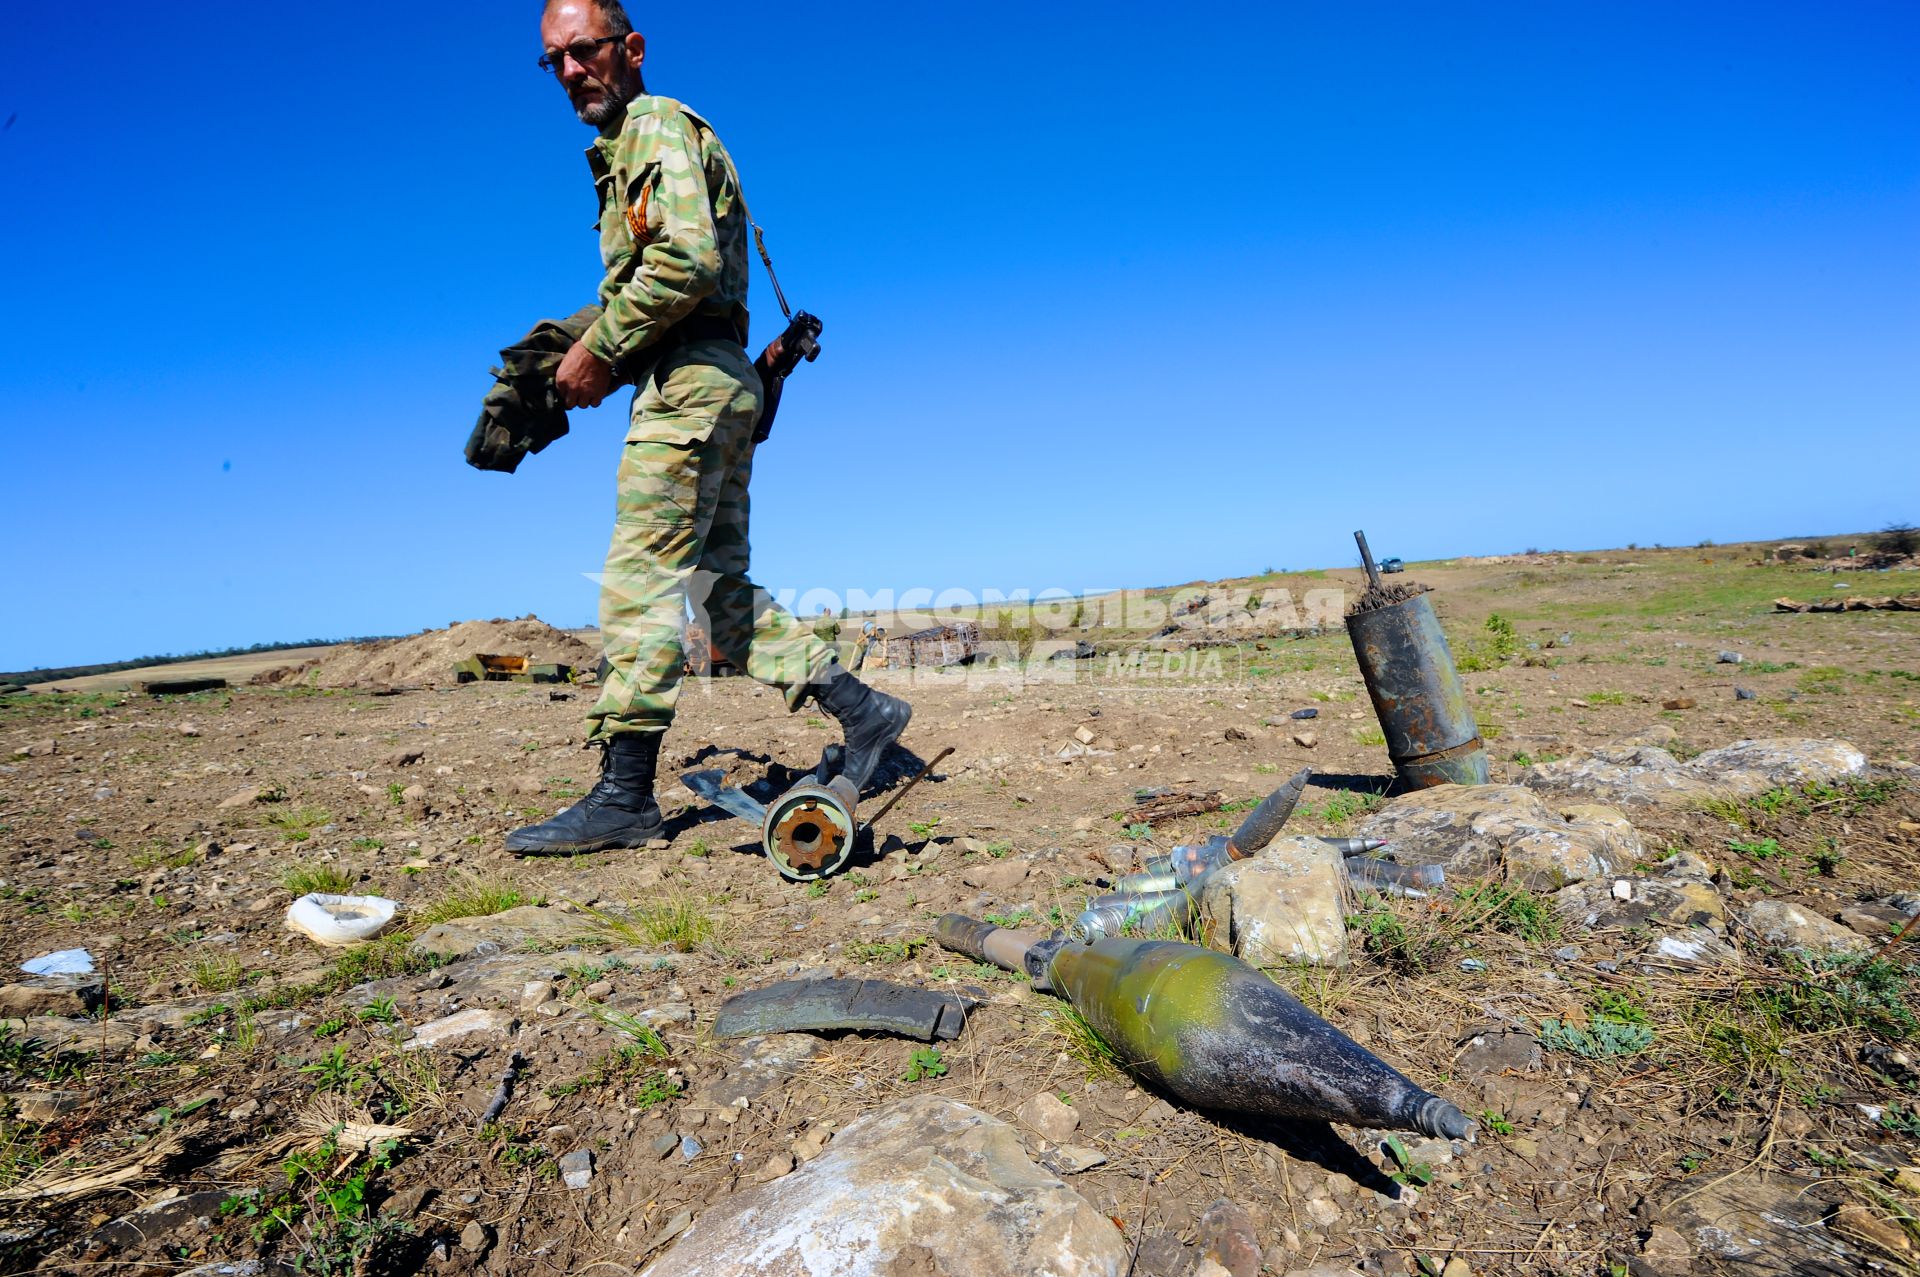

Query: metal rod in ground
[861,744,955,834]
[1355,529,1382,589]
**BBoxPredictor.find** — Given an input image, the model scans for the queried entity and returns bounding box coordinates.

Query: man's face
[541,2,645,128]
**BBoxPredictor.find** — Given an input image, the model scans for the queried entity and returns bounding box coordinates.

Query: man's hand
[555,340,613,409]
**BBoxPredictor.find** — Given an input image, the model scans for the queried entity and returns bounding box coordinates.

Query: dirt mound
[256,616,598,688]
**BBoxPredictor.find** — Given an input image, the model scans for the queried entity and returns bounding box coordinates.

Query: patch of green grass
[1453,881,1561,944]
[131,842,201,870]
[281,863,355,896]
[1381,1135,1434,1188]
[612,895,718,953]
[900,1045,948,1082]
[546,1041,666,1098]
[415,875,538,926]
[190,954,250,993]
[235,935,445,1016]
[1539,1014,1654,1059]
[1313,789,1385,826]
[907,818,942,839]
[846,935,931,964]
[1477,1109,1515,1136]
[266,805,332,843]
[350,837,385,852]
[1587,690,1628,705]
[1726,836,1785,861]
[1456,613,1520,672]
[581,1003,672,1055]
[1880,1105,1920,1137]
[1352,726,1387,747]
[0,1118,45,1190]
[1796,665,1850,695]
[1347,897,1449,974]
[1753,953,1918,1043]
[1047,1006,1126,1080]
[1746,660,1799,674]
[299,1043,359,1092]
[355,996,399,1024]
[984,906,1037,929]
[631,1070,682,1110]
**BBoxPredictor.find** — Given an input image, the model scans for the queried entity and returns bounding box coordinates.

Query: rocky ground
[2,542,1919,1277]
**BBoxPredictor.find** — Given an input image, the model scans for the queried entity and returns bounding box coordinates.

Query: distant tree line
[1,636,392,687]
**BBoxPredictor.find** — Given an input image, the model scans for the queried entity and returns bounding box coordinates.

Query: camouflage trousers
[589,340,837,740]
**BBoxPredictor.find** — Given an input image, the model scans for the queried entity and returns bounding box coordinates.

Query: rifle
[750,309,822,444]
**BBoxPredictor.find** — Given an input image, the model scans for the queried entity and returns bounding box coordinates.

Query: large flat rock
[1355,785,1643,891]
[1518,738,1868,810]
[640,1095,1128,1277]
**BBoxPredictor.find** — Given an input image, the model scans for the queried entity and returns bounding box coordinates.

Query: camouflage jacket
[580,96,751,377]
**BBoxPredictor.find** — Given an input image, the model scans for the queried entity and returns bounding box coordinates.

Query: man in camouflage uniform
[508,0,911,854]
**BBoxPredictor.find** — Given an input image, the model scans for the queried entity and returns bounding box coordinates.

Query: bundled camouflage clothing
[466,306,604,473]
[582,96,836,740]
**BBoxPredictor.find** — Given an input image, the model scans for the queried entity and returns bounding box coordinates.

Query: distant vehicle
[1379,557,1405,574]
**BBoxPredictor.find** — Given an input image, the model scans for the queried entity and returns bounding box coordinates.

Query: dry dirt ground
[2,541,1918,1276]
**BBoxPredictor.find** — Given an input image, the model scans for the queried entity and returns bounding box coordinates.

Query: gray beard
[576,73,639,127]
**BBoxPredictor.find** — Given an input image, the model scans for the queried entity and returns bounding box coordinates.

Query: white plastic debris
[285,893,398,947]
[22,948,95,976]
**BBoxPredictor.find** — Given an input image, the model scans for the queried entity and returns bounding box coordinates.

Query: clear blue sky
[3,2,1915,671]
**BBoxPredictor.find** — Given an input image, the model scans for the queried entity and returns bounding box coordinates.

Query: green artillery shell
[1047,936,1469,1139]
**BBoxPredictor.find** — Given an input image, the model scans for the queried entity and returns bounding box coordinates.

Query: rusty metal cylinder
[1345,590,1488,788]
[761,775,860,881]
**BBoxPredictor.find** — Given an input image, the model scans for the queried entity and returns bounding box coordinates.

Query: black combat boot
[813,663,912,793]
[505,731,664,854]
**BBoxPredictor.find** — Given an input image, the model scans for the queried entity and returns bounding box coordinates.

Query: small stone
[1073,725,1097,745]
[1038,1144,1107,1175]
[1195,1196,1262,1277]
[0,976,104,1018]
[13,739,57,758]
[1290,708,1319,720]
[1440,1259,1473,1277]
[1661,697,1696,711]
[1304,1196,1341,1227]
[9,1090,82,1123]
[651,1133,680,1158]
[520,979,552,1011]
[1717,651,1743,664]
[400,783,428,803]
[1292,731,1318,749]
[1458,958,1487,973]
[753,1151,795,1183]
[458,1221,491,1255]
[1015,1091,1081,1142]
[1735,687,1756,700]
[402,1008,517,1050]
[791,1125,833,1162]
[1611,879,1632,901]
[1640,1223,1692,1264]
[558,1148,593,1190]
[217,785,262,810]
[649,1209,694,1250]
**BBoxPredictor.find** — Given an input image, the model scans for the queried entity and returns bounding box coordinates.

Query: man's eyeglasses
[538,36,623,74]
